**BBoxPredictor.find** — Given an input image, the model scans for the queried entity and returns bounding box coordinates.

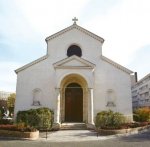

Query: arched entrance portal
[65,83,83,122]
[60,74,88,123]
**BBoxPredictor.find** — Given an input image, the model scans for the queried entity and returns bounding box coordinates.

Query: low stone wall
[0,130,39,140]
[97,125,150,136]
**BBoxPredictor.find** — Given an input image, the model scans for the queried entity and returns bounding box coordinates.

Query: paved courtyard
[0,129,150,147]
[39,130,115,142]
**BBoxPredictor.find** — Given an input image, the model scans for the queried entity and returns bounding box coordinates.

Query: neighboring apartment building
[132,73,150,110]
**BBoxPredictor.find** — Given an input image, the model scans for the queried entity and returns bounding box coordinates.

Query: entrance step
[61,123,87,130]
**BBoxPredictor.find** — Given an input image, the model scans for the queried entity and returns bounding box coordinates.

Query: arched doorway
[60,74,88,123]
[65,83,83,122]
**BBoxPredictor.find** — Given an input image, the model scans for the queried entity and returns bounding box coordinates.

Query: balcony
[139,87,149,94]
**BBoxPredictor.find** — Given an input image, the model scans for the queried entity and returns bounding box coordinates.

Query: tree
[7,93,16,116]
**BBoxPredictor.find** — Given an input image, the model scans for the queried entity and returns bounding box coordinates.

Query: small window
[67,45,82,57]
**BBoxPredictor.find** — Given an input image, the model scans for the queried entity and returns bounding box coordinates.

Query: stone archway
[60,74,88,123]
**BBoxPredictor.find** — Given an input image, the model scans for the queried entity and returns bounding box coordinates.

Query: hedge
[16,107,54,129]
[95,110,125,129]
[133,108,150,122]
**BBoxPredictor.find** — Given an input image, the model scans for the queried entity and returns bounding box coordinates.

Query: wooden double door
[65,83,83,122]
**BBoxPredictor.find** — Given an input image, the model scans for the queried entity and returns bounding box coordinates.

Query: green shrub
[16,107,54,129]
[95,110,125,129]
[133,108,150,122]
[0,110,2,119]
[0,124,37,132]
[0,119,13,125]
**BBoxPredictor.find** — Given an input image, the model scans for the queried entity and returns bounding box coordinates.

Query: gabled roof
[101,55,133,74]
[53,55,95,69]
[45,24,104,44]
[15,55,48,74]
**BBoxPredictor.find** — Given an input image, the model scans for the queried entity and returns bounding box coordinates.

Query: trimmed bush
[0,124,37,132]
[0,109,2,119]
[133,108,150,122]
[16,107,53,129]
[95,110,125,129]
[0,119,13,125]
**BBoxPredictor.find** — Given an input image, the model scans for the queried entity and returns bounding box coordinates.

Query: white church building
[15,18,133,129]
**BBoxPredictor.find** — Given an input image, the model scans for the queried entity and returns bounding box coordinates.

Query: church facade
[15,20,133,129]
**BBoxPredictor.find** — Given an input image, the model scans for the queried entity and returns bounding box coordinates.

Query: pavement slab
[0,129,150,147]
[39,130,116,142]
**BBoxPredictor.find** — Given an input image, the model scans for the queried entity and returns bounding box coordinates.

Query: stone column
[87,88,94,129]
[53,88,61,130]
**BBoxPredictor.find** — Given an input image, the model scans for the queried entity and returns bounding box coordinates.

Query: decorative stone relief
[106,89,116,108]
[32,88,42,106]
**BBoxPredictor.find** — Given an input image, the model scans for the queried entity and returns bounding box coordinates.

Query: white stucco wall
[14,58,57,116]
[15,26,133,122]
[94,59,133,119]
[47,28,102,63]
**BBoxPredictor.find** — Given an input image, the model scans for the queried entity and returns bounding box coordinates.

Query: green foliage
[7,93,16,116]
[7,93,16,108]
[0,109,2,119]
[16,107,53,129]
[95,110,125,129]
[0,124,37,132]
[133,108,150,122]
[0,119,13,125]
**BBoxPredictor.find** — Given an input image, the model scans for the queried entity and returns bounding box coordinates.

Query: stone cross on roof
[72,17,78,25]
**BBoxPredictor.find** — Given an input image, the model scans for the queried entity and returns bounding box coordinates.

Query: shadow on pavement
[118,131,150,142]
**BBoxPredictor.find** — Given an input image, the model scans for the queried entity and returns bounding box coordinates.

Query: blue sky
[0,0,150,92]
